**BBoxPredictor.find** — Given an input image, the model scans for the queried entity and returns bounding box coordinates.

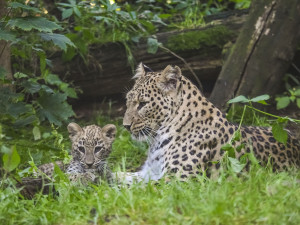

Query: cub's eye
[137,102,147,110]
[78,146,85,153]
[94,146,102,153]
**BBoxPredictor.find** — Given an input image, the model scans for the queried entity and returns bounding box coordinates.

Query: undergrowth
[1,164,300,224]
[1,96,300,225]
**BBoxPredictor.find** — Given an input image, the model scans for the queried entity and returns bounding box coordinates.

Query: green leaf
[45,74,62,85]
[290,95,296,102]
[14,115,37,127]
[272,123,288,145]
[3,145,21,172]
[228,157,244,173]
[7,102,30,118]
[73,7,81,18]
[37,51,46,73]
[276,96,290,109]
[21,80,42,94]
[227,95,249,104]
[41,84,54,93]
[7,17,61,32]
[236,143,245,153]
[147,37,160,54]
[232,130,241,141]
[0,30,17,42]
[60,84,78,98]
[159,14,172,19]
[221,143,235,158]
[152,14,167,26]
[250,94,270,104]
[277,117,290,123]
[14,72,28,79]
[37,92,75,125]
[54,164,69,183]
[294,89,300,97]
[33,126,41,140]
[62,8,73,20]
[39,33,75,51]
[1,145,11,154]
[62,46,77,61]
[9,2,41,13]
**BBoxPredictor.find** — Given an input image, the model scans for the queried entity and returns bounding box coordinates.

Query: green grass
[1,112,300,225]
[1,168,300,224]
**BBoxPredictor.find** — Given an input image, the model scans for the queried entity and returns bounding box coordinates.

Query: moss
[166,26,236,52]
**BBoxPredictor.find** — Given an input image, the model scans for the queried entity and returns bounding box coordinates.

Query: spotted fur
[37,123,116,184]
[117,63,300,183]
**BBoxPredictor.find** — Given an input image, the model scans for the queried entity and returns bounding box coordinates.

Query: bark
[209,0,300,111]
[0,0,12,82]
[51,10,248,101]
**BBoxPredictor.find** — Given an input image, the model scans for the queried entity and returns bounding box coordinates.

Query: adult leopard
[116,63,300,183]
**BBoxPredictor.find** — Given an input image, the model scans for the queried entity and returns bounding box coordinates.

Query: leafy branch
[0,2,78,128]
[228,94,300,145]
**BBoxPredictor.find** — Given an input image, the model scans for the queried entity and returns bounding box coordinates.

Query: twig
[292,63,300,75]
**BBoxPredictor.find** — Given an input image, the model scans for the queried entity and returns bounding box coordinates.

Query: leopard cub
[37,122,116,184]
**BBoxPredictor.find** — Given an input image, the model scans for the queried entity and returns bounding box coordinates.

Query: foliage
[111,127,148,171]
[53,0,252,65]
[2,145,20,172]
[275,74,300,110]
[0,2,77,129]
[0,123,71,172]
[227,94,300,146]
[57,0,165,66]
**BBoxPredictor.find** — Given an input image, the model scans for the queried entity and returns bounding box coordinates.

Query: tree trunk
[209,0,300,111]
[0,0,12,82]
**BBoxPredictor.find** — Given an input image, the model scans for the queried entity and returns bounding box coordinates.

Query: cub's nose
[86,162,93,168]
[124,125,131,131]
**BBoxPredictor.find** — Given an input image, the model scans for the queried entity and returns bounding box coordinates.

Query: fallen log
[51,10,248,102]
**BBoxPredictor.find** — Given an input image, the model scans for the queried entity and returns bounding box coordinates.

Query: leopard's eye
[94,146,102,153]
[137,102,147,110]
[78,146,85,153]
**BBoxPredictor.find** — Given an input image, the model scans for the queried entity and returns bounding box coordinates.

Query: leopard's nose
[124,125,131,131]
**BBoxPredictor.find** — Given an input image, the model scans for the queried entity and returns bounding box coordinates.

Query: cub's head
[123,63,183,141]
[67,123,116,169]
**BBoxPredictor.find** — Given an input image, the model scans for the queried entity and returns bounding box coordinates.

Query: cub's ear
[158,65,182,93]
[132,62,153,79]
[67,122,83,140]
[102,124,117,143]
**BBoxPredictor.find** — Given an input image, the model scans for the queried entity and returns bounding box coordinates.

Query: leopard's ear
[132,62,153,79]
[67,122,83,140]
[102,124,116,143]
[158,65,182,93]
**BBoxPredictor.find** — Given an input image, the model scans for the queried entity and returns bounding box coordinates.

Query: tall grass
[1,112,300,225]
[1,167,300,224]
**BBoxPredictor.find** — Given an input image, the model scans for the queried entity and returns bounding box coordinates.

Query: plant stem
[238,105,247,130]
[246,105,300,123]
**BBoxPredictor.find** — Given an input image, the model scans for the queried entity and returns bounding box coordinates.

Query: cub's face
[123,63,182,141]
[67,123,116,169]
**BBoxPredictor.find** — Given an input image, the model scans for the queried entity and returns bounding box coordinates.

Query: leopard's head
[67,123,116,169]
[123,63,183,141]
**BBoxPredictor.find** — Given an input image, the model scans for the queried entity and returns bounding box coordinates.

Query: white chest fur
[138,131,170,181]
